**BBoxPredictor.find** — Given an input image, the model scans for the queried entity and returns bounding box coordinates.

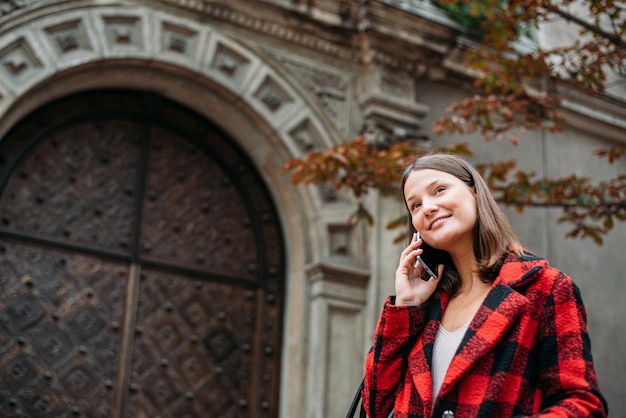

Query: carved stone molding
[147,0,456,73]
[279,57,351,137]
[44,18,90,54]
[0,0,36,18]
[211,41,250,78]
[96,12,145,56]
[360,104,429,147]
[287,118,322,153]
[306,261,369,304]
[0,35,44,87]
[358,66,431,147]
[161,21,196,55]
[154,0,359,59]
[254,75,292,112]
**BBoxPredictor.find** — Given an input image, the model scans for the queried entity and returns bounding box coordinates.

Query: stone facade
[0,0,624,417]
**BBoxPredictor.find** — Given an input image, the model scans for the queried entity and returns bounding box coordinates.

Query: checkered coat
[363,251,607,418]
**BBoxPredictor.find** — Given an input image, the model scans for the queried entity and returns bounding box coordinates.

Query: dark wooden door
[0,91,284,418]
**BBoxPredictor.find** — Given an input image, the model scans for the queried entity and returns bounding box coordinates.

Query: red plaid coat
[363,251,607,418]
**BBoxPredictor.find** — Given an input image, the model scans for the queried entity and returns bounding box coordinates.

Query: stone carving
[102,16,141,50]
[161,22,197,58]
[168,35,187,53]
[211,42,250,79]
[280,57,350,136]
[321,182,339,202]
[55,32,78,52]
[380,73,414,101]
[3,54,27,74]
[358,67,430,147]
[44,19,91,56]
[0,37,41,83]
[288,118,321,153]
[254,76,293,113]
[0,0,36,18]
[161,0,357,61]
[329,224,352,256]
[361,113,429,148]
[113,27,131,44]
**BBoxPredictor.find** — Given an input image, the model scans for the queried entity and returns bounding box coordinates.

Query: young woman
[362,154,607,418]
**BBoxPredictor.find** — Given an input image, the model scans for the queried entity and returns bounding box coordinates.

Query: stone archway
[0,89,285,418]
[0,3,359,417]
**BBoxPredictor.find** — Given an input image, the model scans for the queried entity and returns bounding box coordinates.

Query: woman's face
[404,168,477,253]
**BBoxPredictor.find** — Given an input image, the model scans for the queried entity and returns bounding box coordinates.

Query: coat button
[442,411,454,418]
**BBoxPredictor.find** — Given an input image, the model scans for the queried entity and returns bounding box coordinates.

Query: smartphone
[414,231,437,280]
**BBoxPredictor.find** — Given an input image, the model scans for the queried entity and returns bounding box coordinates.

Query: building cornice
[150,0,459,74]
[2,0,624,140]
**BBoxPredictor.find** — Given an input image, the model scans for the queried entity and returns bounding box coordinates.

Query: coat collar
[495,250,547,289]
[409,250,547,412]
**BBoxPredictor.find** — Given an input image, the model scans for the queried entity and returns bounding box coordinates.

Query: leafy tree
[284,0,626,245]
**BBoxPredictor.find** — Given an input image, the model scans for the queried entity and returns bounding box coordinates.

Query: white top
[432,321,470,400]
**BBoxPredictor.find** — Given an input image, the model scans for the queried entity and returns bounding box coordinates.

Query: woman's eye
[412,202,421,211]
[435,186,445,194]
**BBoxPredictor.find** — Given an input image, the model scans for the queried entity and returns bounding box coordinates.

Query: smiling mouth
[429,216,450,230]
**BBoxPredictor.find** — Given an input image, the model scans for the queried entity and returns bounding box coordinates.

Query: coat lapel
[438,280,529,397]
[408,253,544,411]
[408,297,445,415]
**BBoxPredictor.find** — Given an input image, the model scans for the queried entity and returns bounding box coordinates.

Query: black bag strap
[346,377,367,418]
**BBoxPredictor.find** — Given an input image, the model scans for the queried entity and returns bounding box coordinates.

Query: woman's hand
[395,233,442,306]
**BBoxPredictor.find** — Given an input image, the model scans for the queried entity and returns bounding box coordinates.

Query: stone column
[304,262,369,418]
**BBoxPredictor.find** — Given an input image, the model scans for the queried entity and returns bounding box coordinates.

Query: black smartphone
[414,232,437,280]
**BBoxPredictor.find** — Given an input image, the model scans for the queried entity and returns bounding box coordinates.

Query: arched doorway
[0,90,285,418]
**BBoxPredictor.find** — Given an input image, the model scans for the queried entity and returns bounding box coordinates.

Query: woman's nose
[421,198,437,214]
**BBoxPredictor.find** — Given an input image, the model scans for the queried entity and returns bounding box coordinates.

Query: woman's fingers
[436,264,444,280]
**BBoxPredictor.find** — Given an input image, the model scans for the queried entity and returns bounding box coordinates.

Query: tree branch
[497,199,626,210]
[544,4,626,50]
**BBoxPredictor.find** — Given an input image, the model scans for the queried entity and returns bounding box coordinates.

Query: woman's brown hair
[401,154,522,296]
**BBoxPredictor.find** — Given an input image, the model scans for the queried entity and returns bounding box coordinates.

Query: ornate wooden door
[0,91,284,418]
